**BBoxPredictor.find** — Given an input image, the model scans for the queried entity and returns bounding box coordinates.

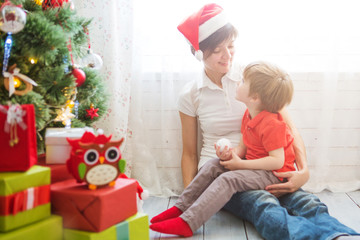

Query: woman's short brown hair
[191,23,238,59]
[243,61,294,113]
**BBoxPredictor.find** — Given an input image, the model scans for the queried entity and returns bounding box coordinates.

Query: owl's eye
[84,149,99,165]
[105,147,120,162]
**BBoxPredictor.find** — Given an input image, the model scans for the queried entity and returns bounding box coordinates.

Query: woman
[166,3,359,240]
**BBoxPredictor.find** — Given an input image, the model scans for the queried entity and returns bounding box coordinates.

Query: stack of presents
[0,104,150,240]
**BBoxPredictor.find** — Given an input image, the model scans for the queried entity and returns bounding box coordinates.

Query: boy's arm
[220,147,285,171]
[215,134,247,161]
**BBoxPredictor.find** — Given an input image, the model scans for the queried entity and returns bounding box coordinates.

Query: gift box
[127,212,149,240]
[51,178,137,232]
[0,166,51,232]
[63,212,149,240]
[37,154,73,183]
[0,104,37,172]
[0,215,63,240]
[45,128,93,164]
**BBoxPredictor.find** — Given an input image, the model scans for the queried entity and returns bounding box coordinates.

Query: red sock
[150,217,193,237]
[150,206,183,223]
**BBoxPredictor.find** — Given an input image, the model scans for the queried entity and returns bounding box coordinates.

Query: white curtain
[74,0,134,176]
[76,0,360,196]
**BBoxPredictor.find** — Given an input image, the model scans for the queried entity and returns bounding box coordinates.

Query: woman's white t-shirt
[178,66,247,169]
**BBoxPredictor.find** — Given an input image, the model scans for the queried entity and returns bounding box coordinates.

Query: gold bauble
[34,0,44,6]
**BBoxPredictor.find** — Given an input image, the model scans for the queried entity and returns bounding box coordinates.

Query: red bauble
[42,0,73,10]
[72,68,86,87]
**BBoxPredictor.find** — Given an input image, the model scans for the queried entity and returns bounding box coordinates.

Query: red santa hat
[177,3,228,61]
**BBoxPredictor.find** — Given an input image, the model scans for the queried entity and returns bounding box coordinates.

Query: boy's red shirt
[241,109,296,174]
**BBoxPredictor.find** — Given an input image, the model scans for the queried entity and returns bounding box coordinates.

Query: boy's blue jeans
[223,189,359,240]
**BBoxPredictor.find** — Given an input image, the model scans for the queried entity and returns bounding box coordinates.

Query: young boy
[150,61,296,237]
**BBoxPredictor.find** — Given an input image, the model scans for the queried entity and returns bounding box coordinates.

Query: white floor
[143,190,360,240]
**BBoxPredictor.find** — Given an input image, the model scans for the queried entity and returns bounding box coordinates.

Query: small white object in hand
[216,138,232,152]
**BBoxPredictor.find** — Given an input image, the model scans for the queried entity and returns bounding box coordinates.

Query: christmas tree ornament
[0,1,27,74]
[62,86,77,99]
[34,0,44,6]
[2,34,13,74]
[55,106,75,127]
[66,130,126,190]
[63,55,70,73]
[42,0,73,10]
[74,100,79,118]
[80,50,103,70]
[65,99,75,109]
[0,1,27,34]
[3,64,38,97]
[80,27,103,70]
[72,68,86,87]
[85,103,99,120]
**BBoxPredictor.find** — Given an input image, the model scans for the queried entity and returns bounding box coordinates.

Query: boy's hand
[214,143,232,161]
[219,149,246,170]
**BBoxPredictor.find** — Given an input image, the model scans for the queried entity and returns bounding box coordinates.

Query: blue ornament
[2,34,12,75]
[74,100,79,119]
[0,2,27,75]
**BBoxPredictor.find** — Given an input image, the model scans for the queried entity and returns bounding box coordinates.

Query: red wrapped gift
[51,178,137,232]
[0,185,50,216]
[0,104,37,172]
[37,154,73,184]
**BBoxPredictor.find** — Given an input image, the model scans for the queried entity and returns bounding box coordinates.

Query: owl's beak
[99,156,105,164]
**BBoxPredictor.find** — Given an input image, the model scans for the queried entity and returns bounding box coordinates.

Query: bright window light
[134,0,360,72]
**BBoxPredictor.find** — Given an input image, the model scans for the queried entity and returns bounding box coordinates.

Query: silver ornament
[80,50,103,70]
[0,4,26,34]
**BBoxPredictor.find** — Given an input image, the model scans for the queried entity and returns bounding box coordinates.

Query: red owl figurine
[66,130,126,190]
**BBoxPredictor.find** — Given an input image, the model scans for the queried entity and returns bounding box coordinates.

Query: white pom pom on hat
[194,50,203,61]
[97,128,104,135]
[177,3,228,61]
[141,189,149,200]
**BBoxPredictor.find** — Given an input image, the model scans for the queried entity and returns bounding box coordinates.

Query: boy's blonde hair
[243,61,293,113]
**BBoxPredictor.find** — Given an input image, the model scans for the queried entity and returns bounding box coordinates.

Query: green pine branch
[0,0,109,153]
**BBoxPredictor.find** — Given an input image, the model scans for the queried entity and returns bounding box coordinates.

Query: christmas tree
[0,0,108,152]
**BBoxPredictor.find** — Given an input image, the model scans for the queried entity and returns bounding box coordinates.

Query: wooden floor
[143,190,360,240]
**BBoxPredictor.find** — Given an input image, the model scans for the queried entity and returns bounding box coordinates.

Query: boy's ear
[250,93,260,103]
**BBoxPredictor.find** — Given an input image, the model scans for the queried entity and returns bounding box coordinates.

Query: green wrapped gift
[127,212,149,240]
[64,212,149,240]
[0,215,63,240]
[0,166,51,232]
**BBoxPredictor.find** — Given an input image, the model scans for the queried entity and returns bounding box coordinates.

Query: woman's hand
[271,108,309,197]
[265,169,310,197]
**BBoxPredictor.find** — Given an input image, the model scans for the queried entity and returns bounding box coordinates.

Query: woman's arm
[179,112,199,188]
[265,108,310,196]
